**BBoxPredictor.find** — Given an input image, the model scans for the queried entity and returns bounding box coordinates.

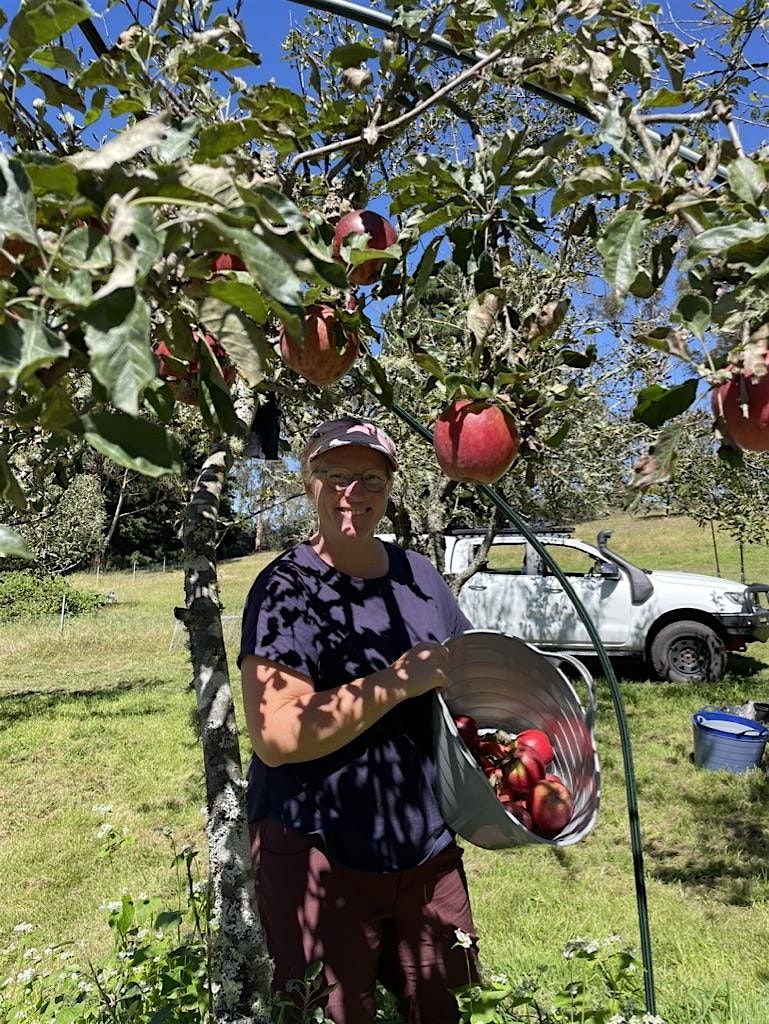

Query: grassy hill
[1,515,768,1022]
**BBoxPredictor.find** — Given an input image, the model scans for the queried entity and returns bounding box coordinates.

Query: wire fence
[168,614,242,653]
[82,558,185,584]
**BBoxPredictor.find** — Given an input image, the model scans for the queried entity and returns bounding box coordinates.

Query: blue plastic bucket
[692,709,769,774]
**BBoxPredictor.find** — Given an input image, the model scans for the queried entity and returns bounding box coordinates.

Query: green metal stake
[388,399,656,1014]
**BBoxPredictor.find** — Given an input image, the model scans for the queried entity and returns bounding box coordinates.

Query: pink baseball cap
[302,416,398,470]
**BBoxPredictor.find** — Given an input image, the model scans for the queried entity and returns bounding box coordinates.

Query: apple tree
[2,0,769,1019]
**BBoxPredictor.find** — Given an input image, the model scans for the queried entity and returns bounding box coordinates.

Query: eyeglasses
[312,468,390,493]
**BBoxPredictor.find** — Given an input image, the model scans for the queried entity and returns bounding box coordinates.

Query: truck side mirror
[599,560,620,581]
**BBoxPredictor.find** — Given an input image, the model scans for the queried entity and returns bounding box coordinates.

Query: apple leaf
[18,151,78,198]
[328,42,378,67]
[68,112,169,171]
[0,459,27,510]
[79,411,181,477]
[550,166,622,215]
[597,209,644,301]
[9,0,94,65]
[205,279,267,324]
[467,289,504,347]
[25,70,85,112]
[625,421,684,505]
[727,157,766,207]
[29,43,81,74]
[0,527,33,560]
[59,224,112,271]
[631,378,698,428]
[196,118,263,161]
[196,296,270,386]
[93,201,162,299]
[674,293,711,341]
[0,315,68,387]
[687,220,769,260]
[412,236,441,302]
[81,289,155,416]
[0,155,37,244]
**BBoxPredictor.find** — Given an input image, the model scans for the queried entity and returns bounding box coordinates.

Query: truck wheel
[650,620,726,683]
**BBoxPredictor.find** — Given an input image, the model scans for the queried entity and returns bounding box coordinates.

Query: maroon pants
[249,818,479,1024]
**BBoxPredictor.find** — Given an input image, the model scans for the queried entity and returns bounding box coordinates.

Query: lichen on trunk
[176,439,272,1023]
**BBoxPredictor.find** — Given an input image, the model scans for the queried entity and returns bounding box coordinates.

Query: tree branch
[288,44,516,173]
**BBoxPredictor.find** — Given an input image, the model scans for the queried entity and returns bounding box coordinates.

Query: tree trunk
[97,467,130,571]
[176,440,272,1024]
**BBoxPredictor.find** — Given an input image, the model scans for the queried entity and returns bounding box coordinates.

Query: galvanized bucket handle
[544,652,597,735]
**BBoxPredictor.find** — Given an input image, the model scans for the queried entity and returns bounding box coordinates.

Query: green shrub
[0,572,103,622]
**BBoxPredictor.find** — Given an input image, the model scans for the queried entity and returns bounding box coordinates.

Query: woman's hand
[390,641,449,698]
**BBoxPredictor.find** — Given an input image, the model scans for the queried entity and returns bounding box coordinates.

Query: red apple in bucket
[453,714,479,754]
[711,354,769,451]
[504,747,545,795]
[332,210,397,285]
[527,778,574,836]
[432,399,520,484]
[513,728,554,767]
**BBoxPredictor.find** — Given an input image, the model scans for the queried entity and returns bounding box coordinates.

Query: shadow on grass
[578,654,769,906]
[645,769,769,906]
[0,677,176,731]
[577,651,767,684]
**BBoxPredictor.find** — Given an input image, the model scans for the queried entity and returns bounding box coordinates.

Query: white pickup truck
[444,528,769,683]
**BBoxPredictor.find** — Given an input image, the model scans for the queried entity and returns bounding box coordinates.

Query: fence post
[132,559,137,582]
[162,556,166,573]
[59,593,67,635]
[96,564,101,586]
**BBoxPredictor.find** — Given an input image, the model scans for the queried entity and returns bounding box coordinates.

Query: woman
[239,415,479,1024]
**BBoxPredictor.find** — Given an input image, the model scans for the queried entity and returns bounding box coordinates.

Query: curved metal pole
[287,0,727,181]
[387,399,656,1014]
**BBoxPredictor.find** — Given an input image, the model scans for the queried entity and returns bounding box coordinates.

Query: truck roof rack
[446,526,574,537]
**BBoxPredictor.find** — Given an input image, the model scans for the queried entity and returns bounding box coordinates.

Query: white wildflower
[92,804,113,815]
[99,900,122,913]
[22,948,39,961]
[97,822,112,839]
[642,1016,666,1024]
[12,923,35,935]
[453,928,473,949]
[58,950,74,961]
[15,968,35,984]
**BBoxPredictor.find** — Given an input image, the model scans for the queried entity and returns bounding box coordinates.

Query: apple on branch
[278,299,359,387]
[154,328,236,405]
[711,353,769,452]
[332,210,397,286]
[432,399,520,484]
[210,252,246,273]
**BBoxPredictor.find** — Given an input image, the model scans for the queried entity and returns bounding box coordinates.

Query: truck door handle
[467,584,487,590]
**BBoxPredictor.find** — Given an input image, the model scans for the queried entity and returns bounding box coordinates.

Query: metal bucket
[692,709,769,774]
[433,630,600,849]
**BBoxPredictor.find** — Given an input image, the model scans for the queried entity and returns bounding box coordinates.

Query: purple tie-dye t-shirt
[238,540,472,872]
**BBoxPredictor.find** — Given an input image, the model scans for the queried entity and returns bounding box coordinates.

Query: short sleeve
[409,550,474,639]
[238,561,319,678]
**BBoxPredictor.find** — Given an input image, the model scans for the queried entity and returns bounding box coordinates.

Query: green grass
[2,517,769,1022]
